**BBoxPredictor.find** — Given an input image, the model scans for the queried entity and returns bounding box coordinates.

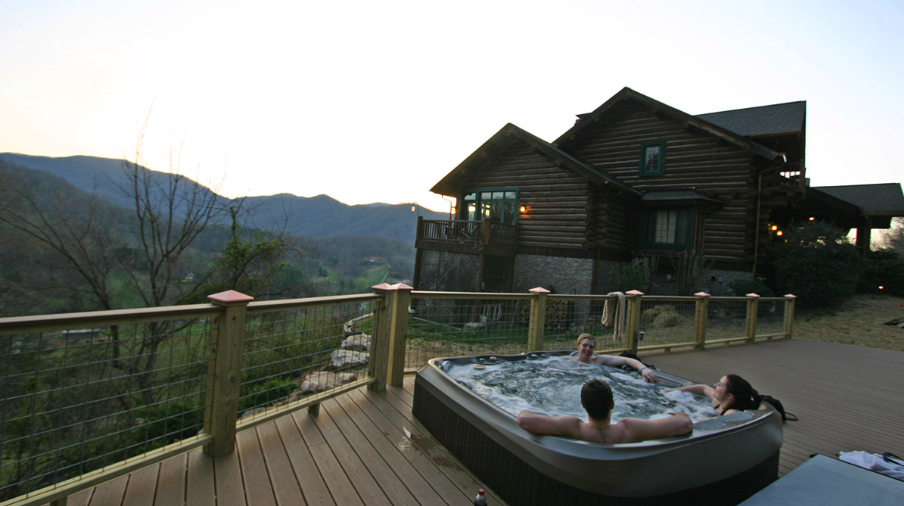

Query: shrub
[728,279,775,297]
[618,255,658,293]
[765,221,860,308]
[670,250,711,295]
[858,249,904,296]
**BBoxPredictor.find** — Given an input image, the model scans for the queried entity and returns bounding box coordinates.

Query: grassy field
[794,294,904,352]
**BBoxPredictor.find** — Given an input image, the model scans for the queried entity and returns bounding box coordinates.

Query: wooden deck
[55,339,904,505]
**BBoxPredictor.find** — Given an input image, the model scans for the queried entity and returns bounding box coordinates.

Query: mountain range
[0,153,447,244]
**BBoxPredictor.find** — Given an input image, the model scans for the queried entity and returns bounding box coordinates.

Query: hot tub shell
[412,351,782,506]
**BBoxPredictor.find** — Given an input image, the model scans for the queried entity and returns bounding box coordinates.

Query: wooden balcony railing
[415,218,517,255]
[0,287,795,506]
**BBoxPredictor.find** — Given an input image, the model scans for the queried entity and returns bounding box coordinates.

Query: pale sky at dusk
[2,0,903,212]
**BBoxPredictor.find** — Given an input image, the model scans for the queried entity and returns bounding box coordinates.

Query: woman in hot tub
[567,333,659,383]
[665,374,762,415]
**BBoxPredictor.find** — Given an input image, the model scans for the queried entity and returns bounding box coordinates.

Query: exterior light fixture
[451,206,457,215]
[776,230,783,236]
[519,205,527,213]
[411,206,416,212]
[770,225,778,231]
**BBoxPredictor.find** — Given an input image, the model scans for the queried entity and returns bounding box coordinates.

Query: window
[461,189,519,224]
[639,141,665,176]
[640,208,693,250]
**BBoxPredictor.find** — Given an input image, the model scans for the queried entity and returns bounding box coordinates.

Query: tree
[0,159,124,313]
[872,216,904,252]
[183,207,307,302]
[0,138,234,403]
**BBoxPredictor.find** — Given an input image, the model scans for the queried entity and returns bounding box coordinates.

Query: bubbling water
[447,356,717,422]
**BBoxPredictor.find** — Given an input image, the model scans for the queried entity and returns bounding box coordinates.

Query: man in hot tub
[517,379,693,444]
[568,333,659,382]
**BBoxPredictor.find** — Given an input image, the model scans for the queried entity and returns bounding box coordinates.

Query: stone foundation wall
[513,254,594,294]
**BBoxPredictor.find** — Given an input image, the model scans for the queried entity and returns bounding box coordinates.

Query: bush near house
[858,248,904,297]
[765,221,861,308]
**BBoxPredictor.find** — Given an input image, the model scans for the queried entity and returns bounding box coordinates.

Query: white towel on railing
[601,291,626,342]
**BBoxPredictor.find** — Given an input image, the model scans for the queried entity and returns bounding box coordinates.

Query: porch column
[527,287,550,350]
[204,290,254,457]
[745,293,760,344]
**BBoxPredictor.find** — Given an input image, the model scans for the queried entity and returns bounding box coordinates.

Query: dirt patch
[793,294,904,352]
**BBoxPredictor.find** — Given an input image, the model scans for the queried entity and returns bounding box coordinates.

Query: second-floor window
[639,141,666,176]
[462,189,519,224]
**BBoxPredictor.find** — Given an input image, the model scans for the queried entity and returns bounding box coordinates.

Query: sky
[2,0,903,213]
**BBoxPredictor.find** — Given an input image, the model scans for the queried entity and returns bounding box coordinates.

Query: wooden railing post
[204,290,254,457]
[745,293,760,344]
[783,294,797,339]
[624,290,644,354]
[527,287,550,351]
[694,292,710,350]
[384,283,412,387]
[368,284,394,391]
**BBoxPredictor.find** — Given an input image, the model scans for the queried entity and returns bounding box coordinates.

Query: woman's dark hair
[581,379,614,420]
[724,374,762,411]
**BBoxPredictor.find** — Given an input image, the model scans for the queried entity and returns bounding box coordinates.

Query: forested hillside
[0,153,447,243]
[0,158,418,317]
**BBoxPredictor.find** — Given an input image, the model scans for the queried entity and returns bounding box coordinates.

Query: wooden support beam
[204,290,254,457]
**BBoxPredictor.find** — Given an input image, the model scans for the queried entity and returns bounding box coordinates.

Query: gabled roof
[814,183,904,216]
[696,101,806,137]
[555,87,785,162]
[431,123,640,198]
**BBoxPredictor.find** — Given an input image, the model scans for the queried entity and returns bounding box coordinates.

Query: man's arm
[594,355,659,382]
[517,411,584,438]
[616,413,692,444]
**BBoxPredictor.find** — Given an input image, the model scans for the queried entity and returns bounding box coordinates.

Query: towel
[601,291,626,342]
[839,451,904,481]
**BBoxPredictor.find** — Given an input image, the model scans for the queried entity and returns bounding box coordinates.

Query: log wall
[460,139,597,251]
[568,101,764,263]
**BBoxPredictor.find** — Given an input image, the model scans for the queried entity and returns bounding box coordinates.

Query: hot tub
[412,351,782,506]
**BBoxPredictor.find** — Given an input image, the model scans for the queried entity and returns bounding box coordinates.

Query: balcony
[414,219,517,257]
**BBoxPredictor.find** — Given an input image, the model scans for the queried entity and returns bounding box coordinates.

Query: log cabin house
[413,87,904,300]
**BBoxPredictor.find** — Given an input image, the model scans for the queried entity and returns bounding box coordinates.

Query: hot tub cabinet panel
[412,354,783,506]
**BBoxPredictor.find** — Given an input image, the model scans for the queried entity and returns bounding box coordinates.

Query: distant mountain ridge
[0,153,446,244]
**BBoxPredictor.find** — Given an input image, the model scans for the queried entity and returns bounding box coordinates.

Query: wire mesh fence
[406,295,531,369]
[754,298,787,337]
[0,317,212,502]
[706,298,751,342]
[638,298,699,349]
[540,295,622,352]
[237,301,375,423]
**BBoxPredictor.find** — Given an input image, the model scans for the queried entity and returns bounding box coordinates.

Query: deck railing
[0,287,795,506]
[415,218,517,252]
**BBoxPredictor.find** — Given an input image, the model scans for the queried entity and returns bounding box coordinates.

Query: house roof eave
[554,87,784,163]
[431,123,641,198]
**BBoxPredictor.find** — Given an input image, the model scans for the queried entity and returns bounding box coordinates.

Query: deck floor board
[60,339,904,506]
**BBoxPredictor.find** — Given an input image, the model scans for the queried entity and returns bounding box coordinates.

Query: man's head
[576,333,596,348]
[581,379,614,421]
[576,333,596,360]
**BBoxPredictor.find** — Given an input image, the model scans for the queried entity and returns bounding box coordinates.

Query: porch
[54,338,904,505]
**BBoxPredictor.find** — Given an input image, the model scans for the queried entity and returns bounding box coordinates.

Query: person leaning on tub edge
[566,333,659,383]
[664,374,762,416]
[517,379,692,444]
